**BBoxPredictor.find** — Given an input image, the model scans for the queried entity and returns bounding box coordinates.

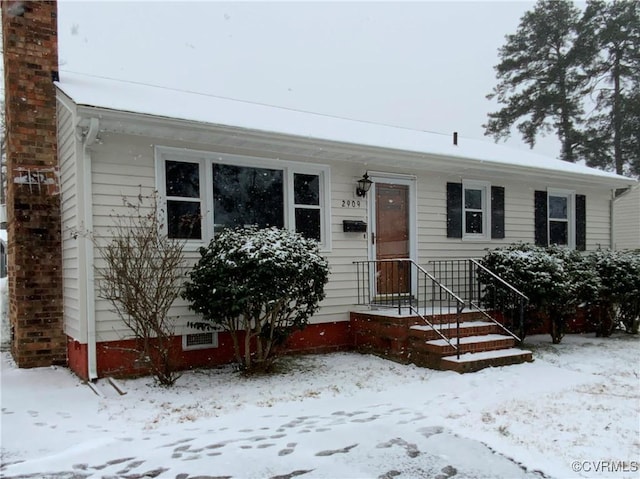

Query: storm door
[374,183,411,295]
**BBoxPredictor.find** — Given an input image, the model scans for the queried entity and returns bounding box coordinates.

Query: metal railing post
[468,259,474,307]
[397,260,402,315]
[519,297,525,342]
[456,307,461,360]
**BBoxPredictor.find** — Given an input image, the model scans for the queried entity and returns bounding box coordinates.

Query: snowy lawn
[1,333,638,479]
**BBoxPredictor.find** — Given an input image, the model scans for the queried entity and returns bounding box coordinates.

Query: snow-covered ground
[1,333,638,479]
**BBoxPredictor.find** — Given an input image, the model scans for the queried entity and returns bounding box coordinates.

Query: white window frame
[155,146,332,251]
[462,180,491,240]
[547,188,575,249]
[160,156,207,241]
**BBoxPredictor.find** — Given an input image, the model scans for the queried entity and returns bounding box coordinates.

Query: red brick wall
[2,1,66,367]
[67,322,351,380]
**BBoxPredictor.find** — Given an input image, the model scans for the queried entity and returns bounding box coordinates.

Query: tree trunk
[244,318,252,369]
[229,327,242,366]
[558,69,575,163]
[612,49,623,175]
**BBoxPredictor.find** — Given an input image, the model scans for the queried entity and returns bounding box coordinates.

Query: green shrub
[182,227,329,372]
[588,250,640,335]
[479,243,599,343]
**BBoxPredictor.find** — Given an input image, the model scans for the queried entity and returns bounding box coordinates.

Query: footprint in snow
[315,444,358,456]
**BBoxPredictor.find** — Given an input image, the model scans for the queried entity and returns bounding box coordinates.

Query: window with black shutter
[491,186,505,239]
[575,194,586,251]
[446,182,462,238]
[447,181,505,240]
[534,190,585,250]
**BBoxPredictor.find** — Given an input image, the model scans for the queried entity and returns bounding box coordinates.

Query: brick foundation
[67,322,352,380]
[2,1,66,367]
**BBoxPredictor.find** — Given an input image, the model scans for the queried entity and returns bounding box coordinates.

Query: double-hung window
[447,180,504,240]
[157,147,331,250]
[165,160,204,240]
[548,192,571,247]
[463,181,489,238]
[292,173,322,241]
[534,189,586,250]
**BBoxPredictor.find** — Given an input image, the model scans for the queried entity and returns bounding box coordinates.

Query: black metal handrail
[354,259,464,358]
[469,259,529,303]
[428,259,528,343]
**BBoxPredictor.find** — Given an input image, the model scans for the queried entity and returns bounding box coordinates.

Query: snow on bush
[588,249,640,335]
[479,243,601,343]
[183,227,329,372]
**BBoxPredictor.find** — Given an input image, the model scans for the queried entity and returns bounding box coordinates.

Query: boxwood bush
[479,243,598,343]
[478,244,640,343]
[182,227,329,372]
[588,249,640,335]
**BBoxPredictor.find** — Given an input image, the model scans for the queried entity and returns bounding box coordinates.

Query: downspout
[82,117,99,380]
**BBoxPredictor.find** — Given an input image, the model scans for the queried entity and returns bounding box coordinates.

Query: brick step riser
[439,353,533,373]
[410,338,516,357]
[409,325,503,341]
[409,313,488,325]
[408,349,532,372]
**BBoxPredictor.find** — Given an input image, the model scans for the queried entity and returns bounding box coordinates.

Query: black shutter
[446,182,462,238]
[534,190,548,246]
[576,194,586,251]
[491,186,505,239]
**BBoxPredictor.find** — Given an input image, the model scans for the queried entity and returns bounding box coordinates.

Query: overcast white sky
[57,1,567,158]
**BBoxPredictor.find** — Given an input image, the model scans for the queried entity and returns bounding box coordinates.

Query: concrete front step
[440,348,534,373]
[410,321,502,340]
[420,333,516,356]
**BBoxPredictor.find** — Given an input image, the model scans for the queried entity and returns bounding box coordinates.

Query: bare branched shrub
[96,191,185,385]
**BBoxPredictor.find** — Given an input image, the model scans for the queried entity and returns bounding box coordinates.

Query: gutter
[82,117,99,380]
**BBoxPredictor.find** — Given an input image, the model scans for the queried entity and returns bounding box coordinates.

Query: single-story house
[613,184,640,250]
[3,2,637,379]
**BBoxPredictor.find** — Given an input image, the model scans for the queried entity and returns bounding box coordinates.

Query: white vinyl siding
[86,131,617,342]
[419,178,611,261]
[88,134,362,342]
[58,100,82,340]
[89,133,157,342]
[613,186,640,250]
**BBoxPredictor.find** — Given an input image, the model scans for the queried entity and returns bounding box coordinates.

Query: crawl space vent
[182,332,217,351]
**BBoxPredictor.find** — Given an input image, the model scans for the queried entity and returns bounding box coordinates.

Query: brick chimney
[2,1,66,367]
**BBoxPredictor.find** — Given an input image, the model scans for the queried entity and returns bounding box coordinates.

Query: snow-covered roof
[57,72,635,185]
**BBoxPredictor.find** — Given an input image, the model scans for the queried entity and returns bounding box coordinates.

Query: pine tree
[621,84,640,176]
[484,0,589,162]
[578,0,640,175]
